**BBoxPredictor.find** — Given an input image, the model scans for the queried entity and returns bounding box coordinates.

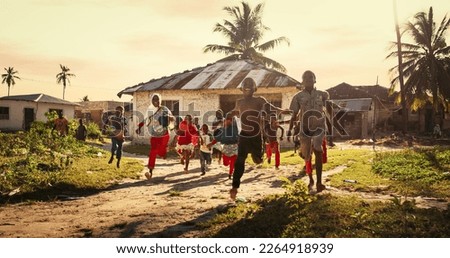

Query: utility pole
[393,0,408,133]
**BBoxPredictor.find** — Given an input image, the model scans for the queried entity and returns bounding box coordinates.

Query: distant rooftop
[0,94,78,106]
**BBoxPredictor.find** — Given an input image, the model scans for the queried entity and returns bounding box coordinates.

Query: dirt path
[0,143,448,237]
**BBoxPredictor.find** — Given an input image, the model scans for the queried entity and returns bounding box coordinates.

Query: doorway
[24,108,35,130]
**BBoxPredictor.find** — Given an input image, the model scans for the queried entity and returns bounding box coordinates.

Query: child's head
[201,124,209,133]
[224,112,233,127]
[184,114,192,123]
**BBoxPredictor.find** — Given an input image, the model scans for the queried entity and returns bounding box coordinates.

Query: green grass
[197,146,450,237]
[0,128,143,203]
[199,191,450,238]
[372,147,450,198]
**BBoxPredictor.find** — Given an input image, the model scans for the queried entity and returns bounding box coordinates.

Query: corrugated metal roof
[117,59,301,97]
[327,82,395,102]
[329,98,372,112]
[0,93,79,106]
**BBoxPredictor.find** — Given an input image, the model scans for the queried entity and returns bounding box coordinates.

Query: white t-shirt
[199,131,213,154]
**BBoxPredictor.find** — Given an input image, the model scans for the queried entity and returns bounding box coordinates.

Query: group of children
[170,111,289,179]
[172,112,240,178]
[135,72,329,201]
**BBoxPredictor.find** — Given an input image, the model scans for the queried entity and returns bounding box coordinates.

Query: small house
[0,93,78,131]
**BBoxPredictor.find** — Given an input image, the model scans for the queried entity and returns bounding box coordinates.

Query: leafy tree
[203,1,290,72]
[1,67,20,96]
[81,95,89,102]
[56,64,75,100]
[387,7,450,124]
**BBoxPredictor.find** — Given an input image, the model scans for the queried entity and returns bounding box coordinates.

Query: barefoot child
[228,78,291,200]
[287,70,329,193]
[136,94,173,180]
[176,114,198,173]
[209,112,239,179]
[198,124,213,176]
[264,114,285,169]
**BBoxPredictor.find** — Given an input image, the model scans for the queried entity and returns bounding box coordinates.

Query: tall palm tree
[56,64,75,100]
[203,1,290,73]
[387,7,450,125]
[1,67,20,96]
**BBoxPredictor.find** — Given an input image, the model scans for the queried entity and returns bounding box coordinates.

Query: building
[117,59,301,144]
[326,83,402,139]
[0,93,78,131]
[74,101,132,133]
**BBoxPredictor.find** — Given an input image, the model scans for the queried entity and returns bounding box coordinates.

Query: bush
[85,122,102,139]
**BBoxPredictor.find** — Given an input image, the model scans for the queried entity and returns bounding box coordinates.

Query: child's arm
[278,125,285,141]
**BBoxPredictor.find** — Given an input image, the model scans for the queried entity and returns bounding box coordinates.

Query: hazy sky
[1,0,449,102]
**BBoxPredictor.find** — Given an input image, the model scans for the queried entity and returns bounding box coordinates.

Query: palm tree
[1,67,20,96]
[387,7,450,126]
[203,1,290,73]
[56,64,75,100]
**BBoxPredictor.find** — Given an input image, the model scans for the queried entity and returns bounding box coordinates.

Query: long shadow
[93,195,297,238]
[154,172,229,196]
[141,209,220,237]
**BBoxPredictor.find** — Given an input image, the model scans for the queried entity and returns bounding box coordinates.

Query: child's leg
[229,155,237,175]
[206,153,212,165]
[184,150,190,172]
[274,142,280,168]
[265,143,272,163]
[148,137,159,169]
[159,133,170,158]
[322,138,327,164]
[222,154,230,166]
[199,152,206,173]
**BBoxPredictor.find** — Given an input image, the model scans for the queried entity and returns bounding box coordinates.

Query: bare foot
[229,188,238,200]
[144,169,153,180]
[316,184,326,193]
[308,179,314,193]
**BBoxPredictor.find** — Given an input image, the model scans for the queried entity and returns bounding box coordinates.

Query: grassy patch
[0,126,143,203]
[200,186,450,238]
[372,147,450,198]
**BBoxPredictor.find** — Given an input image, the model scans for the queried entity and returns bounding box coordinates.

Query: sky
[1,0,450,103]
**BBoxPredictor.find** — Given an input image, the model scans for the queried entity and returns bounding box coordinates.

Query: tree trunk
[393,0,408,133]
[63,80,66,100]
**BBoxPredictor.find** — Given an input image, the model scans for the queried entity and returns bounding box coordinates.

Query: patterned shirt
[149,106,172,137]
[289,88,329,133]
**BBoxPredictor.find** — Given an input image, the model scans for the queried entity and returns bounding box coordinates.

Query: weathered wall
[0,100,75,131]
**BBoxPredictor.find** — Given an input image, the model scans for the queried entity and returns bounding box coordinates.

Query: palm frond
[256,37,290,52]
[205,1,289,71]
[203,44,239,55]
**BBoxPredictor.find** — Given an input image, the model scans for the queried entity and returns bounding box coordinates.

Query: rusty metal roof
[117,59,301,97]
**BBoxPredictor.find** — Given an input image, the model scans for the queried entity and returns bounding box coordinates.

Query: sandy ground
[0,142,448,238]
